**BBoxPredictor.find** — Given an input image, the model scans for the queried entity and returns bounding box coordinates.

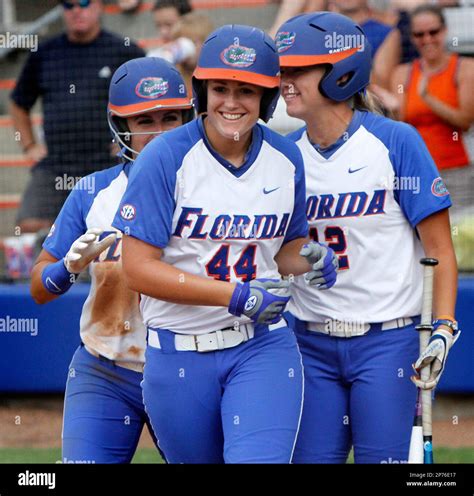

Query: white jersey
[113,117,308,335]
[287,110,452,325]
[44,163,146,364]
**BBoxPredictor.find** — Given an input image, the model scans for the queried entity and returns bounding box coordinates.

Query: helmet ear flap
[182,107,196,123]
[319,50,371,102]
[112,115,130,135]
[260,87,280,122]
[192,77,208,115]
[317,64,333,99]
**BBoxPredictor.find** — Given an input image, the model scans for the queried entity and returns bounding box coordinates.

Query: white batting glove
[411,328,461,390]
[64,228,117,274]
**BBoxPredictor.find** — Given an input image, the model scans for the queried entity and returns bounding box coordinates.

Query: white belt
[148,319,287,352]
[306,318,414,338]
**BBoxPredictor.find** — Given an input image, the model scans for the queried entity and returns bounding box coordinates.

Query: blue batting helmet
[108,57,194,160]
[192,24,281,122]
[276,12,371,102]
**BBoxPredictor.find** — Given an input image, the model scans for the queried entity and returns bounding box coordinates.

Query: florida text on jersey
[287,110,451,324]
[113,117,308,334]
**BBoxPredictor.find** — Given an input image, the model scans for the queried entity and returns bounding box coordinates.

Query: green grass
[0,448,163,464]
[0,447,472,464]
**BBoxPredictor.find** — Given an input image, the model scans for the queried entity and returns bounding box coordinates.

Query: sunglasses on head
[412,26,443,39]
[62,0,92,10]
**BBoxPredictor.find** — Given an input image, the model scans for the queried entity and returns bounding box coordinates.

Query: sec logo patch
[120,204,136,220]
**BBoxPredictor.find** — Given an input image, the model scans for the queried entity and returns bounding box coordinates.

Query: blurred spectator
[372,0,460,89]
[387,5,474,213]
[330,0,392,57]
[117,0,142,13]
[9,0,145,233]
[268,0,328,38]
[149,12,214,92]
[153,0,192,44]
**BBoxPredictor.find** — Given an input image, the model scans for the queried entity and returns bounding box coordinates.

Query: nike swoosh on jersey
[263,187,280,194]
[348,166,368,174]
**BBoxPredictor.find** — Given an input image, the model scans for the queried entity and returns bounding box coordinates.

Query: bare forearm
[417,209,458,321]
[275,237,311,276]
[123,256,235,307]
[268,0,306,38]
[423,93,472,131]
[9,101,35,149]
[430,246,458,319]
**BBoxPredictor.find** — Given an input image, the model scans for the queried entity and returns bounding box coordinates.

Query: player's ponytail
[352,89,387,117]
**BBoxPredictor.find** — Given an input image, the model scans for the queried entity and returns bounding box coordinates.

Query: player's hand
[64,228,117,274]
[300,242,338,289]
[228,278,290,325]
[411,327,461,390]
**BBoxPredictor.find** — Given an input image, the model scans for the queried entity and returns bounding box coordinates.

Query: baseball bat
[408,257,438,464]
[408,389,423,463]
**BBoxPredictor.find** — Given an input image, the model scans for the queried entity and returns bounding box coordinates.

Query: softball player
[112,24,337,464]
[30,57,194,463]
[276,12,460,463]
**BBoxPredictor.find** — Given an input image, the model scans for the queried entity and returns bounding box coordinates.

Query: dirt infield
[0,395,473,449]
[0,396,156,449]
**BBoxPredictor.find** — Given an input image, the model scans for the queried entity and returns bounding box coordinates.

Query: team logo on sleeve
[431,177,449,197]
[135,78,169,99]
[120,204,136,220]
[221,45,256,67]
[275,32,296,53]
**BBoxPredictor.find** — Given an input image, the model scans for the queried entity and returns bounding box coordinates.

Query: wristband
[433,318,459,335]
[41,259,78,295]
[228,283,249,316]
[436,314,456,322]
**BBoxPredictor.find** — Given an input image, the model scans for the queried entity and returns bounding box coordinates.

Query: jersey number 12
[310,226,349,270]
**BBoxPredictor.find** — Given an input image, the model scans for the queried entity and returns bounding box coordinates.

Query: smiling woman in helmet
[276,12,459,464]
[112,24,338,464]
[30,57,193,463]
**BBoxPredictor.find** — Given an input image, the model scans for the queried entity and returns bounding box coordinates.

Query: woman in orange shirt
[382,4,474,214]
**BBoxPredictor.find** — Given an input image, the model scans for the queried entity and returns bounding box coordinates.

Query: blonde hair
[352,90,387,116]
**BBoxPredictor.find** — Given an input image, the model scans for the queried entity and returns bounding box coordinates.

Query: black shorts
[16,167,70,223]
